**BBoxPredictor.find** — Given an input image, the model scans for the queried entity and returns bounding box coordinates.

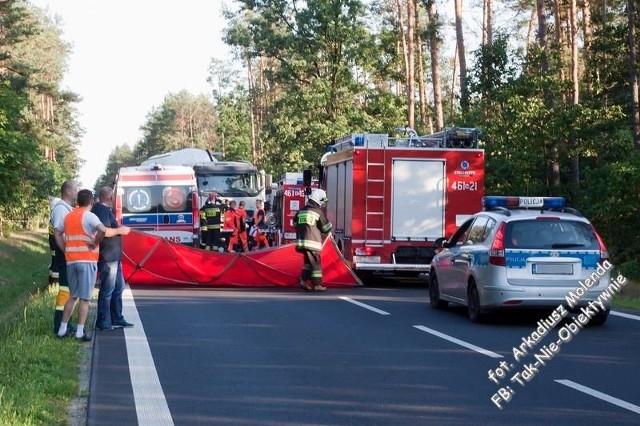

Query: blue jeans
[97,260,125,328]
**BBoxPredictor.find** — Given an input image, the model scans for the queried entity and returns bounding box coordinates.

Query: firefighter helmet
[309,189,328,206]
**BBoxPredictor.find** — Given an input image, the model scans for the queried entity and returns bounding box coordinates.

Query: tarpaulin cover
[121,230,362,287]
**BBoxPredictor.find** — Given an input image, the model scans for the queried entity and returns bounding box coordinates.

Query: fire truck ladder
[364,134,387,245]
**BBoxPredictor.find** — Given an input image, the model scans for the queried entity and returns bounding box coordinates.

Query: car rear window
[504,219,599,250]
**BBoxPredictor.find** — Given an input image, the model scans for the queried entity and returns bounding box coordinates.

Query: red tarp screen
[121,230,361,287]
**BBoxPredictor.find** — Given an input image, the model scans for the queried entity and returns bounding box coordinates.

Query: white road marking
[122,285,174,425]
[611,310,640,321]
[339,296,391,315]
[555,379,640,415]
[413,325,503,359]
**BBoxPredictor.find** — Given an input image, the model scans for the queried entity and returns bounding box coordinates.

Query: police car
[429,196,612,324]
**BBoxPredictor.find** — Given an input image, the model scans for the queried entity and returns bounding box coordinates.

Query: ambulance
[114,164,200,245]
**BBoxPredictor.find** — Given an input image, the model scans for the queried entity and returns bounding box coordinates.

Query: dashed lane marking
[611,310,640,321]
[339,296,391,315]
[555,379,640,415]
[413,325,503,359]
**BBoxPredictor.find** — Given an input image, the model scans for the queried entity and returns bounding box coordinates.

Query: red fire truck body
[271,173,308,244]
[271,173,320,245]
[320,128,484,276]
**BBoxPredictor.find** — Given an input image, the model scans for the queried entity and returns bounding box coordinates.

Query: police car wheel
[467,282,486,323]
[429,273,448,309]
[589,310,609,326]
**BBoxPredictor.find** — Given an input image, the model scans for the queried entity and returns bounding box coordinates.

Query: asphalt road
[87,284,640,425]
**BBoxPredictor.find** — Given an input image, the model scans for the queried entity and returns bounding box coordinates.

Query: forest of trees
[1,0,638,276]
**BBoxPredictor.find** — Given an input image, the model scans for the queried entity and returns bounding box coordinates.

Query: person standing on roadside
[201,193,224,250]
[56,189,130,341]
[92,186,134,331]
[252,199,270,249]
[236,200,249,252]
[294,189,332,292]
[51,179,78,334]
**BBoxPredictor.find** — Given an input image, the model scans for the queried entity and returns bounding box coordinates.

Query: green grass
[0,230,83,426]
[0,232,51,324]
[612,277,640,311]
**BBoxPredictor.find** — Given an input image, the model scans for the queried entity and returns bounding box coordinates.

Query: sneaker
[112,319,134,328]
[298,278,313,292]
[313,285,327,292]
[75,333,92,342]
[96,323,114,331]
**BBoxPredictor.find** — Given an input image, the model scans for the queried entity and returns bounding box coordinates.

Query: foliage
[224,0,408,177]
[0,2,81,232]
[132,91,218,164]
[0,231,79,426]
[93,144,136,192]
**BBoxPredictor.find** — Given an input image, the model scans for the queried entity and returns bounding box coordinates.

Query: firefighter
[201,193,224,250]
[199,201,208,249]
[48,196,62,283]
[294,188,332,292]
[51,180,78,334]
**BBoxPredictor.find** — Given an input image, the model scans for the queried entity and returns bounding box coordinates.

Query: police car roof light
[482,196,566,210]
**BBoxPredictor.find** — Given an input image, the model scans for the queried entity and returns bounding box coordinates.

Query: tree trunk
[536,0,560,188]
[482,0,493,45]
[454,0,468,112]
[526,8,537,56]
[426,0,444,130]
[553,0,566,92]
[581,0,592,50]
[396,0,409,111]
[570,0,580,203]
[628,0,640,150]
[415,2,428,129]
[247,55,258,164]
[407,0,416,129]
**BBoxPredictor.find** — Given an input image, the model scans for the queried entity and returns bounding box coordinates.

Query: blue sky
[31,0,231,188]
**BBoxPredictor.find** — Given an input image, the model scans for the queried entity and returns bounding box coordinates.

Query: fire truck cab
[320,127,484,278]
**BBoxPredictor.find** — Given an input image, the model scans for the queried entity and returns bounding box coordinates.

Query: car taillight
[489,222,506,266]
[592,226,609,263]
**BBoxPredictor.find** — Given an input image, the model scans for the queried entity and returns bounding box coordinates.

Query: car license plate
[532,263,573,275]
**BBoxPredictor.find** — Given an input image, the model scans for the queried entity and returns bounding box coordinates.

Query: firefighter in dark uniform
[294,189,332,292]
[47,197,61,283]
[201,193,225,250]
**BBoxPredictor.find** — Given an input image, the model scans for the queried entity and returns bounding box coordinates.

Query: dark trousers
[300,250,322,286]
[96,260,125,328]
[210,228,221,249]
[52,248,71,333]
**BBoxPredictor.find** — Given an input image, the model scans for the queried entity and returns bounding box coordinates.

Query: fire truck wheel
[429,273,448,309]
[467,280,487,323]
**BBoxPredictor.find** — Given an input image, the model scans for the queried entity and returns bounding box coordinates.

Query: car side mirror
[434,237,447,249]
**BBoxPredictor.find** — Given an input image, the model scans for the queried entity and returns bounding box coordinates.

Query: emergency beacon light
[482,196,566,209]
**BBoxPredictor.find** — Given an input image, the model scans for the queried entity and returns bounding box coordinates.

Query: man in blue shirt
[91,186,134,330]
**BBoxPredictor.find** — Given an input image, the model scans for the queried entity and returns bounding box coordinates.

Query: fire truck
[319,126,484,278]
[270,172,319,245]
